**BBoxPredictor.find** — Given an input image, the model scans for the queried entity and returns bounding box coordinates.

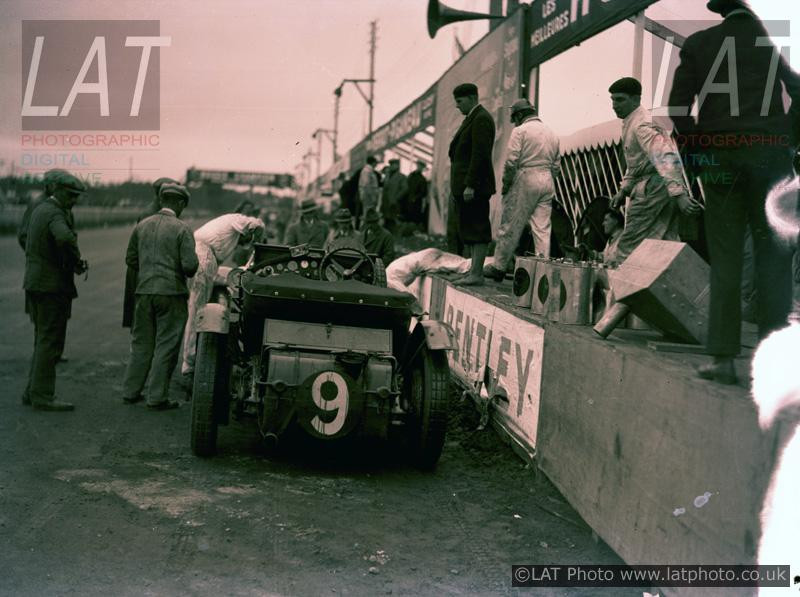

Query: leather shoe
[32,399,75,411]
[147,400,180,411]
[483,265,506,282]
[123,394,144,404]
[458,275,484,287]
[697,360,737,385]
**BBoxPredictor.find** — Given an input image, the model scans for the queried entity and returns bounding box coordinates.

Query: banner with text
[442,284,544,450]
[527,0,657,66]
[186,168,294,188]
[365,86,436,156]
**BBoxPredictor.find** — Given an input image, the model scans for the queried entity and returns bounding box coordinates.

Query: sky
[0,0,490,186]
[1,0,799,186]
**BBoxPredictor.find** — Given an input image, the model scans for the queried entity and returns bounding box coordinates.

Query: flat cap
[57,172,88,194]
[509,98,535,116]
[453,83,478,98]
[152,176,179,193]
[608,77,642,96]
[43,168,68,185]
[159,182,190,203]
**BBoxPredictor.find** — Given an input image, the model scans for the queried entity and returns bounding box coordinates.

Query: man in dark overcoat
[668,0,800,383]
[448,82,496,286]
[22,172,88,411]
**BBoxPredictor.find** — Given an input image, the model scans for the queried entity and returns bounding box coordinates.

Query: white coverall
[493,115,561,269]
[181,213,264,375]
[615,105,685,262]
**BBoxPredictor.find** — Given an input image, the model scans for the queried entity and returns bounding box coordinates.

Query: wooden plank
[537,323,772,592]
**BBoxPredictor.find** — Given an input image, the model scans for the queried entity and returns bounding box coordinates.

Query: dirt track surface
[0,226,633,597]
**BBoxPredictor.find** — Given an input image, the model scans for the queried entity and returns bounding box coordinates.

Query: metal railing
[554,140,626,232]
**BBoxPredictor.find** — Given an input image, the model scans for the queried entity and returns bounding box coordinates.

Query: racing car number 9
[310,371,349,436]
[298,370,362,439]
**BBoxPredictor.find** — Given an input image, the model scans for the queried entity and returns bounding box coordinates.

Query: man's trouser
[446,195,464,256]
[493,168,555,269]
[701,146,793,356]
[181,241,218,375]
[25,292,70,405]
[123,294,188,405]
[615,173,680,263]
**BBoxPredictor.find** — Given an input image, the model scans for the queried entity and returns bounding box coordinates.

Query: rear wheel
[408,347,450,469]
[191,332,225,457]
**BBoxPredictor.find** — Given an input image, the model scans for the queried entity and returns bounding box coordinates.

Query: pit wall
[409,274,778,597]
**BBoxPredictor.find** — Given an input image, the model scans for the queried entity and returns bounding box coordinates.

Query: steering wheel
[319,246,376,283]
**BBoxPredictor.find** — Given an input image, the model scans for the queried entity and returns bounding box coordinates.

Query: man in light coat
[484,99,561,281]
[609,77,699,263]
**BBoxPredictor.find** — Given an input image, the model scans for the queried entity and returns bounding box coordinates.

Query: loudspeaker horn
[427,0,504,39]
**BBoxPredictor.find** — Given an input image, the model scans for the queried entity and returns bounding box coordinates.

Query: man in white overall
[180,211,264,379]
[484,98,561,281]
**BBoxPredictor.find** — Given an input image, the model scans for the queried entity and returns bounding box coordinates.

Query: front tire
[191,332,225,457]
[408,347,450,469]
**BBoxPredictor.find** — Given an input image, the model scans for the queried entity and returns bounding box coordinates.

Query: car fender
[417,320,457,351]
[196,302,229,334]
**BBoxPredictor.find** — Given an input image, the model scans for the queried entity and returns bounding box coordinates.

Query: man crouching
[121,183,198,410]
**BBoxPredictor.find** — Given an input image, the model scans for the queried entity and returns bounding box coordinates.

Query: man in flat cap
[19,169,73,364]
[609,76,698,265]
[122,176,179,329]
[122,182,198,410]
[448,82,496,286]
[484,98,561,282]
[668,0,800,384]
[284,198,329,248]
[22,171,88,411]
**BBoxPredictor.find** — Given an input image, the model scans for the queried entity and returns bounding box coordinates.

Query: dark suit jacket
[362,225,395,264]
[23,197,82,298]
[669,11,800,141]
[448,104,497,197]
[123,204,163,327]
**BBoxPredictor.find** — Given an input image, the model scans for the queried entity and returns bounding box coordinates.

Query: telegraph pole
[332,91,340,160]
[368,20,377,135]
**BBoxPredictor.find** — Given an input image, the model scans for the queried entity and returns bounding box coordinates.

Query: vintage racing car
[189,241,456,468]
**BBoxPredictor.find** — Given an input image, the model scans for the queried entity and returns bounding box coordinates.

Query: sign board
[366,86,436,156]
[441,284,544,449]
[186,168,294,188]
[527,0,657,66]
[429,9,523,235]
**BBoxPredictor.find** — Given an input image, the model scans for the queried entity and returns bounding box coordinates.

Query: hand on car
[676,192,702,216]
